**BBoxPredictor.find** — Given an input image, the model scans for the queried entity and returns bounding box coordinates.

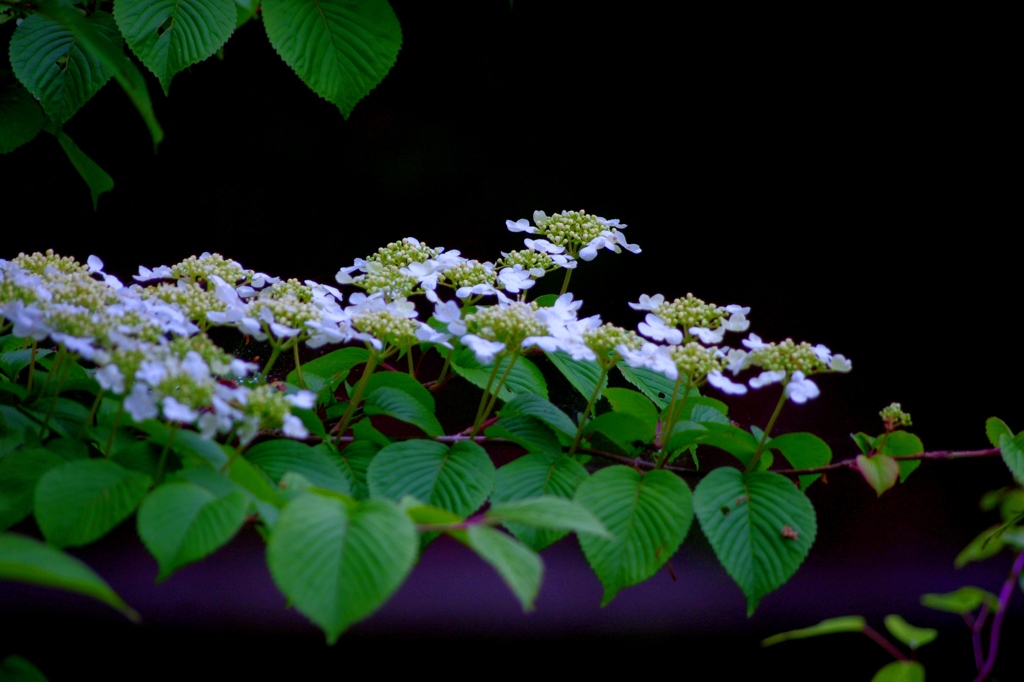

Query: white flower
[523,238,565,255]
[707,370,748,395]
[723,305,750,332]
[462,335,506,364]
[829,354,852,372]
[689,325,726,345]
[638,314,682,345]
[281,414,309,439]
[750,369,786,388]
[162,396,199,424]
[742,333,768,351]
[785,371,820,404]
[506,218,535,233]
[723,348,751,375]
[617,342,678,381]
[812,344,832,363]
[133,265,173,282]
[497,265,536,294]
[285,390,317,410]
[629,294,664,312]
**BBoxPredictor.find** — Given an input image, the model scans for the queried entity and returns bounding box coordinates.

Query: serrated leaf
[245,439,351,496]
[883,614,937,649]
[575,466,693,605]
[0,447,66,530]
[115,0,236,95]
[9,10,120,126]
[464,524,542,611]
[879,431,924,482]
[871,661,925,682]
[694,468,817,615]
[261,0,402,118]
[367,439,494,517]
[366,371,434,410]
[986,417,1013,448]
[768,432,832,490]
[34,459,151,547]
[267,492,417,642]
[856,454,900,497]
[54,129,113,208]
[582,412,653,455]
[954,524,1004,568]
[289,346,369,386]
[921,586,998,614]
[0,73,44,153]
[487,495,610,539]
[337,440,378,500]
[498,393,575,444]
[618,363,680,408]
[761,615,866,646]
[0,531,138,620]
[545,350,606,402]
[485,415,563,460]
[451,349,548,402]
[364,386,444,438]
[491,454,589,550]
[137,482,248,581]
[999,432,1024,484]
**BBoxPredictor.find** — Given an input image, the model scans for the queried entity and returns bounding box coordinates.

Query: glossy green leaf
[498,393,575,444]
[954,525,1004,568]
[545,350,606,402]
[487,495,610,538]
[267,492,417,642]
[337,440,378,500]
[54,129,114,208]
[464,524,542,611]
[663,420,708,456]
[34,459,151,547]
[364,386,444,438]
[768,432,831,490]
[999,432,1024,484]
[921,585,998,614]
[761,615,866,646]
[290,347,369,386]
[602,387,658,422]
[575,466,693,605]
[246,439,352,496]
[367,439,494,517]
[115,0,236,95]
[485,414,563,460]
[261,0,402,118]
[137,481,248,581]
[0,74,44,153]
[582,412,653,454]
[856,454,899,497]
[872,661,925,682]
[366,371,433,408]
[0,447,66,530]
[699,422,760,467]
[0,531,138,621]
[451,350,548,401]
[986,416,1013,448]
[491,454,589,550]
[883,614,936,649]
[618,363,680,408]
[694,468,817,615]
[879,431,924,482]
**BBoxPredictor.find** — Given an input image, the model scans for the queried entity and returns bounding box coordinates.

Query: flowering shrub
[2,211,1022,680]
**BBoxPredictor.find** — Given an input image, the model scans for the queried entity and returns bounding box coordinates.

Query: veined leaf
[115,0,236,95]
[34,459,151,548]
[545,350,606,402]
[498,393,575,444]
[999,432,1024,484]
[262,0,402,118]
[0,447,66,530]
[245,439,352,496]
[491,454,589,550]
[367,439,494,517]
[487,495,610,539]
[700,422,760,467]
[451,349,548,402]
[137,481,248,581]
[485,415,563,460]
[267,492,417,642]
[856,454,899,497]
[986,416,1013,448]
[582,412,653,455]
[603,387,658,422]
[767,432,831,490]
[0,531,138,621]
[575,466,693,605]
[366,371,434,410]
[337,440,378,500]
[289,346,369,386]
[364,386,444,438]
[464,525,542,612]
[761,615,866,646]
[0,74,44,153]
[694,468,817,615]
[618,363,680,409]
[879,431,924,482]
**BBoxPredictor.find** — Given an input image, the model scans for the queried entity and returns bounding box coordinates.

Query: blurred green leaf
[761,615,865,646]
[884,614,937,649]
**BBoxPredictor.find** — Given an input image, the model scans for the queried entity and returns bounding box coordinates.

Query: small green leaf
[921,586,998,614]
[583,412,653,455]
[463,525,542,611]
[663,420,708,459]
[767,432,831,490]
[575,466,693,605]
[879,431,924,483]
[954,525,1004,568]
[999,432,1024,484]
[545,350,606,402]
[245,439,352,496]
[871,661,925,682]
[485,415,563,460]
[364,386,444,438]
[618,363,680,408]
[487,496,610,538]
[851,432,873,455]
[54,129,114,209]
[34,459,151,547]
[267,492,417,642]
[761,615,866,646]
[137,482,248,581]
[262,0,402,118]
[0,654,47,682]
[986,417,1013,448]
[498,393,576,444]
[366,372,434,410]
[289,347,369,386]
[337,440,378,500]
[603,387,658,421]
[883,614,937,649]
[694,468,817,615]
[491,454,589,550]
[856,454,900,497]
[699,422,760,467]
[0,531,138,621]
[451,350,548,401]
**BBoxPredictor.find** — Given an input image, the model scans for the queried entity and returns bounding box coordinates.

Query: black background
[1,2,1018,679]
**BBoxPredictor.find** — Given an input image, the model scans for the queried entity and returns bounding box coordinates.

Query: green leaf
[0,73,44,153]
[367,440,494,517]
[337,440,378,500]
[0,446,66,530]
[575,466,693,606]
[954,524,1004,568]
[246,439,352,496]
[485,415,562,460]
[464,525,542,611]
[883,614,937,649]
[267,492,417,643]
[34,459,151,547]
[921,586,998,615]
[9,10,120,126]
[870,661,925,682]
[694,468,817,615]
[498,393,575,444]
[545,350,606,402]
[618,363,680,409]
[986,416,1013,448]
[699,422,760,467]
[851,432,873,455]
[451,350,548,402]
[138,421,229,470]
[856,454,900,497]
[364,386,444,438]
[879,431,924,482]
[582,412,653,455]
[768,432,832,490]
[487,495,610,539]
[289,347,369,386]
[761,615,866,646]
[54,129,114,209]
[0,655,47,682]
[261,0,402,118]
[115,0,236,95]
[663,420,709,456]
[366,371,434,409]
[35,0,163,148]
[999,432,1024,484]
[0,531,138,621]
[491,454,589,550]
[137,482,248,581]
[603,387,658,422]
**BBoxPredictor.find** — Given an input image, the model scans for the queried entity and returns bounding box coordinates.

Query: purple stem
[974,550,1024,682]
[862,625,908,661]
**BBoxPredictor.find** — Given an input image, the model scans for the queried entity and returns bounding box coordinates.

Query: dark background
[1,2,1018,679]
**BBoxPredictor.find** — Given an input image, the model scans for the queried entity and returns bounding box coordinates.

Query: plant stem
[292,343,306,388]
[746,389,789,473]
[334,351,379,444]
[471,354,519,437]
[259,342,284,382]
[570,365,610,455]
[862,625,909,661]
[155,422,178,485]
[559,268,573,295]
[657,379,693,469]
[974,550,1024,681]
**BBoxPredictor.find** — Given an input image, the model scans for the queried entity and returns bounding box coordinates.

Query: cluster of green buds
[880,402,912,431]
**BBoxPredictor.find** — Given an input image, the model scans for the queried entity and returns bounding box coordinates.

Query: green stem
[26,340,37,394]
[39,349,71,438]
[430,347,455,390]
[155,422,178,485]
[104,402,124,457]
[746,388,789,473]
[657,379,693,469]
[471,353,517,437]
[570,365,610,455]
[334,351,380,444]
[407,349,415,376]
[559,268,573,295]
[292,343,306,388]
[259,342,284,382]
